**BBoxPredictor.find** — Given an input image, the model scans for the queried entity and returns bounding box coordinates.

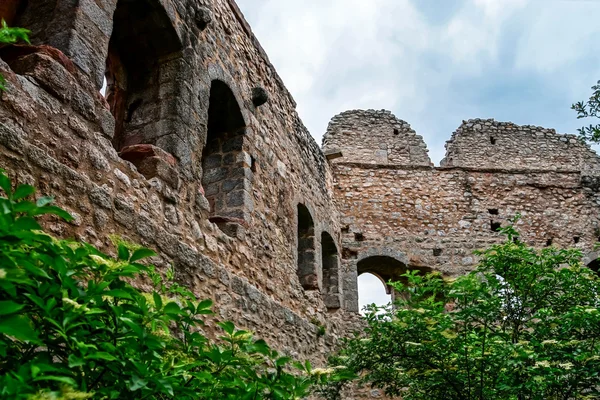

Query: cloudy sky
[236,0,600,309]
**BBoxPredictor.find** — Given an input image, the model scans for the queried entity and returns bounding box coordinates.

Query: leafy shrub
[331,222,600,400]
[0,170,325,399]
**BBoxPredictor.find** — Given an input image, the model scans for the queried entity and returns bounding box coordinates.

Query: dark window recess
[588,259,600,274]
[250,155,257,173]
[573,236,580,244]
[202,80,249,231]
[546,238,553,247]
[393,128,399,135]
[354,232,364,242]
[297,204,317,290]
[105,0,183,153]
[488,208,499,215]
[342,247,358,259]
[341,226,350,234]
[491,221,501,232]
[490,136,496,145]
[321,232,340,310]
[433,248,443,256]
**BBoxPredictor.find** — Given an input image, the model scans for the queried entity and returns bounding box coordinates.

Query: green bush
[331,222,600,400]
[0,170,325,399]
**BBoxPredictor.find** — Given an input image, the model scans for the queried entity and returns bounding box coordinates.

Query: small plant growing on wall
[0,20,29,91]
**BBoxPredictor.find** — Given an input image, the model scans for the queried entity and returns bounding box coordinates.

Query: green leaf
[13,184,35,200]
[152,292,163,310]
[197,299,213,312]
[103,289,133,299]
[130,248,156,262]
[0,301,24,315]
[164,302,182,316]
[129,375,148,391]
[68,354,85,368]
[0,173,11,196]
[219,321,235,336]
[0,314,40,343]
[117,243,130,261]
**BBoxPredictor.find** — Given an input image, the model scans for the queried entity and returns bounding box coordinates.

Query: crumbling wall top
[441,118,600,174]
[322,109,432,167]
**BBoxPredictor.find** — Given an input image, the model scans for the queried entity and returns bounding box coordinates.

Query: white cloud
[236,0,600,164]
[358,273,391,313]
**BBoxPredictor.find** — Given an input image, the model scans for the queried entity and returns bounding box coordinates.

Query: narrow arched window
[201,80,251,235]
[104,0,182,154]
[297,204,317,290]
[321,231,341,309]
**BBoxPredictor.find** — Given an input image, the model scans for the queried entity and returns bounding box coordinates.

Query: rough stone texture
[0,0,355,372]
[323,109,432,166]
[2,2,600,398]
[441,118,600,174]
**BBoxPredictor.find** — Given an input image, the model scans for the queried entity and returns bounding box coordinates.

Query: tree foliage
[572,80,600,143]
[331,223,600,400]
[0,20,30,91]
[0,170,326,399]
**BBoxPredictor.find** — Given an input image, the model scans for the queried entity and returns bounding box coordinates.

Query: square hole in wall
[546,238,553,247]
[354,232,364,242]
[573,236,580,244]
[488,208,499,215]
[491,221,501,231]
[433,248,443,256]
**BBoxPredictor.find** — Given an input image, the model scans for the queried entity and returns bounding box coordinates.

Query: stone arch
[357,255,408,299]
[105,0,183,156]
[321,231,341,310]
[9,0,182,89]
[297,203,317,290]
[201,79,253,236]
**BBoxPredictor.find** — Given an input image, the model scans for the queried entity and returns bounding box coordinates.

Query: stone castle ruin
[1,0,600,366]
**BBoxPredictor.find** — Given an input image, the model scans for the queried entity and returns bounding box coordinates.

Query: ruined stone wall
[323,109,432,166]
[324,111,600,312]
[0,0,359,366]
[441,118,600,174]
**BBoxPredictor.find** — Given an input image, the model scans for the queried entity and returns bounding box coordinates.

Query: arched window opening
[588,259,600,275]
[321,232,340,310]
[356,256,432,310]
[357,272,391,315]
[201,80,250,234]
[105,0,182,153]
[297,204,317,290]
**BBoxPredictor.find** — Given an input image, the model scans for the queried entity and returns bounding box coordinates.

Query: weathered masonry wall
[324,109,432,166]
[0,0,359,365]
[324,111,600,312]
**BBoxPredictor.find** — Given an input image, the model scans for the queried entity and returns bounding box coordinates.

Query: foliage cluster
[0,170,327,399]
[573,80,600,144]
[331,223,600,400]
[0,20,30,90]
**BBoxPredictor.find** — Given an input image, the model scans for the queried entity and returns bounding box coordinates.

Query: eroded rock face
[1,2,600,395]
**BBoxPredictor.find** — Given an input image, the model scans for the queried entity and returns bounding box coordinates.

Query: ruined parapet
[322,109,432,166]
[441,119,600,174]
